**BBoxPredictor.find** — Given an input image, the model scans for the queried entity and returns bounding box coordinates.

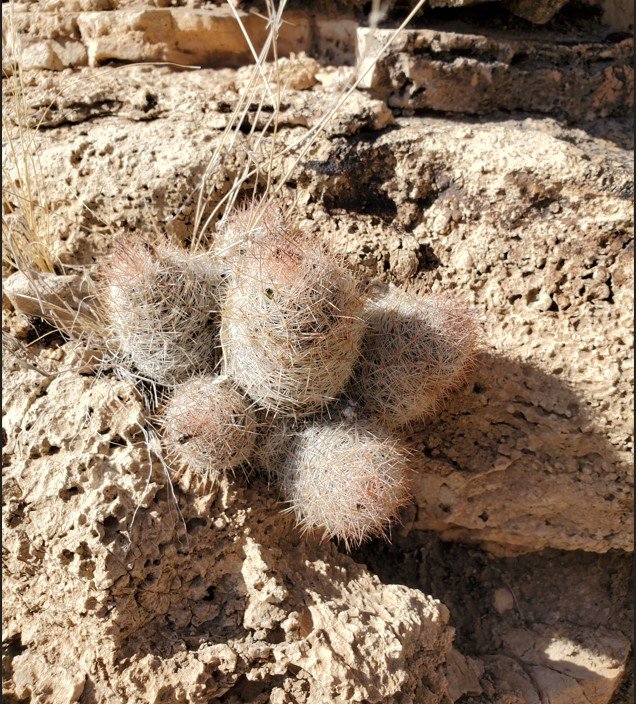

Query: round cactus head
[213,196,291,270]
[280,420,412,548]
[162,375,259,477]
[101,238,222,385]
[220,199,365,418]
[356,285,479,429]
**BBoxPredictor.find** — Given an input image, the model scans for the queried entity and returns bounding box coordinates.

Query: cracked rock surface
[10,62,629,556]
[355,535,633,704]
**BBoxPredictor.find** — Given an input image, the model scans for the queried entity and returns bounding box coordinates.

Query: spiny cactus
[97,209,478,548]
[220,201,365,417]
[213,196,289,271]
[161,375,259,476]
[280,420,412,548]
[101,238,222,385]
[355,285,479,429]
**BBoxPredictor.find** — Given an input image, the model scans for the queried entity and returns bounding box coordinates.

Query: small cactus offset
[354,284,479,429]
[162,375,259,476]
[97,199,479,548]
[220,201,366,417]
[101,238,222,385]
[280,420,413,548]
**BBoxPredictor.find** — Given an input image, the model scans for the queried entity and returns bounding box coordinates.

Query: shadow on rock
[405,351,632,555]
[351,534,632,704]
[348,347,633,702]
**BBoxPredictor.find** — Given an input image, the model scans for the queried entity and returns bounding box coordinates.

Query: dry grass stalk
[2,9,56,275]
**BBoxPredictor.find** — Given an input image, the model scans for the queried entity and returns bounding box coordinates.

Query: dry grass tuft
[220,199,365,417]
[280,420,412,548]
[162,374,259,477]
[2,12,56,275]
[355,285,480,429]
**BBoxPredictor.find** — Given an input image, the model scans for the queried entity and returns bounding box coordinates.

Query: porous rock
[300,115,633,555]
[357,26,633,121]
[1,65,392,265]
[418,541,633,704]
[3,269,92,330]
[501,0,569,24]
[2,5,313,71]
[3,63,633,557]
[355,536,633,704]
[2,350,455,704]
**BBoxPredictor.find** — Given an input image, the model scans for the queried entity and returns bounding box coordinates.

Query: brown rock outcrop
[2,352,455,703]
[356,537,633,704]
[2,5,633,700]
[4,64,633,556]
[357,26,634,121]
[2,6,314,72]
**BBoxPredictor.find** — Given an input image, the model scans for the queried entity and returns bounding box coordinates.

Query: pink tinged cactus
[280,420,412,548]
[101,238,222,385]
[220,200,365,417]
[253,415,296,485]
[355,285,479,429]
[213,197,289,272]
[162,375,259,476]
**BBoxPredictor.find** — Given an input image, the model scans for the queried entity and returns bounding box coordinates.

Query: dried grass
[2,8,56,275]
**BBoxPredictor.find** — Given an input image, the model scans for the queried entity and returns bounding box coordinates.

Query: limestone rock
[357,26,634,121]
[1,66,393,265]
[2,5,313,72]
[356,537,633,704]
[299,115,633,555]
[265,53,319,91]
[2,10,87,73]
[445,649,484,701]
[502,0,569,24]
[594,0,634,32]
[11,652,86,704]
[77,8,312,68]
[2,352,455,703]
[3,270,93,330]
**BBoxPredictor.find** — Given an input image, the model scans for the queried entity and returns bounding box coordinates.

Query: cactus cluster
[100,198,479,547]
